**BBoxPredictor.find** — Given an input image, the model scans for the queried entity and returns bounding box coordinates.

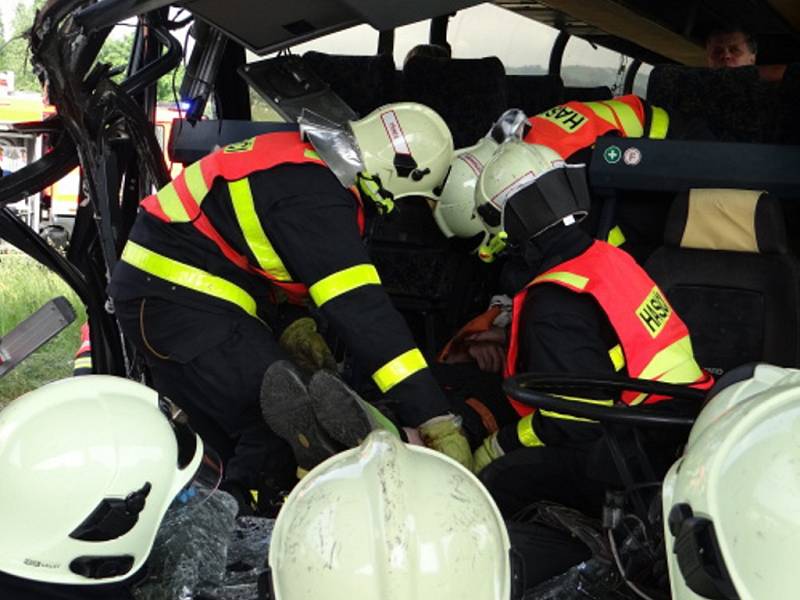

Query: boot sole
[260,361,340,471]
[309,370,375,448]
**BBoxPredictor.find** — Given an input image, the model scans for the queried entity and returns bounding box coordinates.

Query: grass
[0,251,84,406]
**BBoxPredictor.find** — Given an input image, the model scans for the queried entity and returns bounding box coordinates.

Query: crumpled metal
[133,491,274,600]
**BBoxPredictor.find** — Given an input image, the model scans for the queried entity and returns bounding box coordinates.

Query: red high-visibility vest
[140,131,364,304]
[505,240,713,416]
[524,95,650,159]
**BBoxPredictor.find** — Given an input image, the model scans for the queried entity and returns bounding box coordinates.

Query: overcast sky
[2,0,29,38]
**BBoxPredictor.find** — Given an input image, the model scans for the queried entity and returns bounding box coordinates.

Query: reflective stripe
[605,100,644,137]
[517,414,544,447]
[121,241,258,317]
[372,348,427,393]
[309,264,381,307]
[628,336,704,405]
[540,395,614,422]
[584,101,618,128]
[73,357,92,370]
[184,161,209,205]
[607,225,626,247]
[303,149,321,161]
[585,100,643,137]
[227,179,292,281]
[609,344,626,372]
[638,336,702,381]
[156,183,191,222]
[532,271,589,290]
[649,106,670,140]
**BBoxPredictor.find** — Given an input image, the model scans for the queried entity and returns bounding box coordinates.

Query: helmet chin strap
[356,172,396,215]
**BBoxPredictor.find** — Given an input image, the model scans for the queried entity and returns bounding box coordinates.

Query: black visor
[504,164,590,245]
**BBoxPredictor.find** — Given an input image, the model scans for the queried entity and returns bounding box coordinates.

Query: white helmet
[268,430,518,600]
[350,102,454,208]
[433,136,498,240]
[0,376,221,586]
[474,141,590,260]
[662,364,800,600]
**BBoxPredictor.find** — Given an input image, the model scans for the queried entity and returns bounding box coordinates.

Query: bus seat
[302,51,399,117]
[646,65,781,143]
[402,55,508,148]
[506,74,565,116]
[775,63,800,144]
[366,197,498,357]
[644,189,800,376]
[562,85,613,102]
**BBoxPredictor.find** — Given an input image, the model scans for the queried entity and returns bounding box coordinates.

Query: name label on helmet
[459,152,484,176]
[636,286,672,338]
[540,106,588,132]
[381,111,411,156]
[24,558,60,569]
[490,171,537,210]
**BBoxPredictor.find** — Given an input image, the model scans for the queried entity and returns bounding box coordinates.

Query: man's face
[706,31,756,68]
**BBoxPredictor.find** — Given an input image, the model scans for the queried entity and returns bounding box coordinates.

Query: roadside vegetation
[0,251,82,405]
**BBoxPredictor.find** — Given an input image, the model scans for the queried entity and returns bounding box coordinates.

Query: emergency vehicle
[0,1,798,597]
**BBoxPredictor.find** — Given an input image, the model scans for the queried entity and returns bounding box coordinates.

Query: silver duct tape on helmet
[298,109,364,188]
[487,108,530,144]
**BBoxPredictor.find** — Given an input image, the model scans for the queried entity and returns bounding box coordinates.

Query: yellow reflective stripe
[372,348,427,393]
[183,161,209,205]
[609,344,625,372]
[227,179,292,281]
[628,336,704,405]
[540,394,614,423]
[649,106,670,140]
[517,413,544,447]
[309,264,381,307]
[637,336,703,383]
[584,101,618,128]
[607,225,626,247]
[532,271,589,290]
[605,100,644,137]
[156,183,191,222]
[121,241,258,317]
[303,149,321,161]
[73,357,92,370]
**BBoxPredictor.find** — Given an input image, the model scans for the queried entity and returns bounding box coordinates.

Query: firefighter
[0,376,222,600]
[523,94,670,164]
[430,98,669,265]
[465,140,714,515]
[108,102,473,505]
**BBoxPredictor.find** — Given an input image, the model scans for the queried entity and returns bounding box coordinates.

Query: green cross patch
[603,145,621,164]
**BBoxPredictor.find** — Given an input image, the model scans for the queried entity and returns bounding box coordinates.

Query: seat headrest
[664,189,787,254]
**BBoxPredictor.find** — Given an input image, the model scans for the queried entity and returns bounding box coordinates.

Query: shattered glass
[133,491,274,600]
[526,558,632,600]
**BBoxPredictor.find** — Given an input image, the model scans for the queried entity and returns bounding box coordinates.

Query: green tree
[0,0,46,92]
[95,33,135,79]
[95,31,185,102]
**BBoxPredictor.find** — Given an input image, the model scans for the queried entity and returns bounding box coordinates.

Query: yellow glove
[473,432,505,474]
[419,414,474,472]
[278,317,337,374]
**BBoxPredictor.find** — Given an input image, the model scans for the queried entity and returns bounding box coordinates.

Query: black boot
[259,361,340,474]
[308,369,381,448]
